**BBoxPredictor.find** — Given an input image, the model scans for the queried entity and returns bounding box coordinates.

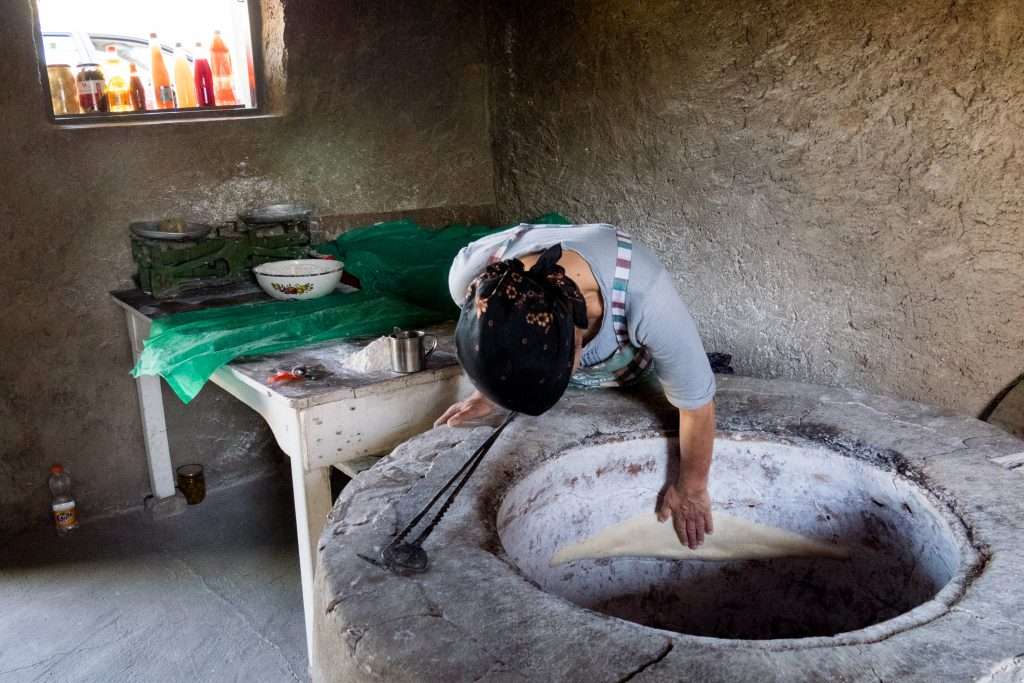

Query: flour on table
[341,336,392,373]
[550,511,849,566]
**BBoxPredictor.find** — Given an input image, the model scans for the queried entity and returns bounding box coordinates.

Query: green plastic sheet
[132,214,569,403]
[314,212,569,312]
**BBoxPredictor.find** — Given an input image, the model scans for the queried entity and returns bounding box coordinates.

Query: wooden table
[110,284,470,665]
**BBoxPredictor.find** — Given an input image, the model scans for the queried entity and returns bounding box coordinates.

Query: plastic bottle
[193,42,216,107]
[129,63,147,111]
[209,31,238,106]
[102,45,134,112]
[49,464,79,535]
[245,43,257,107]
[173,42,198,108]
[149,33,175,109]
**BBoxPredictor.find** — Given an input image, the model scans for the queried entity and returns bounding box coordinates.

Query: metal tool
[389,329,438,374]
[267,364,328,384]
[360,411,518,575]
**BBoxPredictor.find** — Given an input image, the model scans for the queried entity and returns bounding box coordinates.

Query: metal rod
[390,411,518,548]
[410,411,517,546]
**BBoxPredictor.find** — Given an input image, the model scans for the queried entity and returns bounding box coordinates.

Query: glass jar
[47,64,82,115]
[76,63,107,112]
[176,464,206,505]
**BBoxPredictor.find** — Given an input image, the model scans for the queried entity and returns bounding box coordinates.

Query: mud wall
[0,0,493,533]
[488,0,1023,416]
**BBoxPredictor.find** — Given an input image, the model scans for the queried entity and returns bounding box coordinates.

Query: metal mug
[389,330,438,373]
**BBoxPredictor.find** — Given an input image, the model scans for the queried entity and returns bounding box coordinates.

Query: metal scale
[129,203,319,299]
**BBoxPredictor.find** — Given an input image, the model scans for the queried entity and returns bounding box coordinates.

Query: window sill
[50,109,282,129]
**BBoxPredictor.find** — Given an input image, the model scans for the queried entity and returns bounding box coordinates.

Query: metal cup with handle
[389,329,438,373]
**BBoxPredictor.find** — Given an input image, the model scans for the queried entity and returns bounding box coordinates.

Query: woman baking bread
[435,223,717,550]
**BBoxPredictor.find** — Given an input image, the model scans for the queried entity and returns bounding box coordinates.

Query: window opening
[36,0,261,122]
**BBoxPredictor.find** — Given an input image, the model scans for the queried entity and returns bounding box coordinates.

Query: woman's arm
[657,401,715,548]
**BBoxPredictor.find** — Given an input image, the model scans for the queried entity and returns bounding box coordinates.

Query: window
[35,0,261,123]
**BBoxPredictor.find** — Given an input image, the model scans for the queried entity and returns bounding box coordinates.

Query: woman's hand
[433,390,496,427]
[658,483,714,549]
[660,401,715,549]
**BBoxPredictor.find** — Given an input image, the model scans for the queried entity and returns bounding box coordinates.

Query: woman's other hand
[434,390,496,427]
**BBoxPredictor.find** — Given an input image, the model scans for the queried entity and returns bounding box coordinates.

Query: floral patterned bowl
[253,259,345,300]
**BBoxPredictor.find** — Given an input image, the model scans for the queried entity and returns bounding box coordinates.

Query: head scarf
[455,244,588,416]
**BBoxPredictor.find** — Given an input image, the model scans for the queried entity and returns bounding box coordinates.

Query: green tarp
[131,214,569,403]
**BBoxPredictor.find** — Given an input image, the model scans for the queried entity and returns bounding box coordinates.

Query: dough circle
[550,512,849,566]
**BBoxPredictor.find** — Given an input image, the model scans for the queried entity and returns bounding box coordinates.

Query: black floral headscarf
[455,244,588,416]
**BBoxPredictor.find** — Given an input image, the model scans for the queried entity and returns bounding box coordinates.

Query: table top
[111,281,272,319]
[111,284,462,408]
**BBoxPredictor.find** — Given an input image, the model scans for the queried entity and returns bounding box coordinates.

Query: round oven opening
[496,436,964,641]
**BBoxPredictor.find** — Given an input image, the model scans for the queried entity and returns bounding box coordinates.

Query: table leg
[125,311,176,500]
[289,455,332,665]
[209,368,332,666]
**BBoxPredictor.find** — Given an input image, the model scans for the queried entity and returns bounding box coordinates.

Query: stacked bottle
[102,45,133,112]
[149,33,175,109]
[173,42,198,108]
[209,31,238,106]
[129,63,147,111]
[245,43,257,106]
[193,42,216,107]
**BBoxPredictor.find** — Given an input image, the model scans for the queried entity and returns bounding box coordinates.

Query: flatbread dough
[550,512,849,566]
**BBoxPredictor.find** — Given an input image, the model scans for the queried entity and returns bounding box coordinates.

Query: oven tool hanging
[359,411,518,574]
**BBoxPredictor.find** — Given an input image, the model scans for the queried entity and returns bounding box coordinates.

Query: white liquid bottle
[49,464,79,535]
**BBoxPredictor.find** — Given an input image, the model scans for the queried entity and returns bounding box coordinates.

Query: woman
[435,223,716,549]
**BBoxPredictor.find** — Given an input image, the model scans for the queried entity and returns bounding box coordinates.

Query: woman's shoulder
[621,237,670,293]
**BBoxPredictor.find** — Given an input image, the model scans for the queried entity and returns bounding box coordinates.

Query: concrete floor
[0,475,308,683]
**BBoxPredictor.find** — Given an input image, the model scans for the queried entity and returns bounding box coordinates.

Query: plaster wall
[0,0,494,533]
[488,0,1023,415]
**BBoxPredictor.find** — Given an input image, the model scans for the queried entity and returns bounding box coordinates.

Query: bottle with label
[102,45,134,112]
[129,63,147,111]
[76,62,107,112]
[49,464,79,535]
[149,33,175,109]
[173,42,198,108]
[193,42,216,107]
[209,31,238,106]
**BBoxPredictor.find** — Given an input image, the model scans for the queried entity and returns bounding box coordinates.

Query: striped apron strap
[610,231,634,346]
[609,229,654,385]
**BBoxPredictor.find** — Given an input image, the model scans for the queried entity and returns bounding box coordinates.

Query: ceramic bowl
[253,259,344,300]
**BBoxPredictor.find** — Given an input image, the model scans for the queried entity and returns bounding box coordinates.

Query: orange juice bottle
[209,31,238,106]
[172,42,197,108]
[149,33,174,109]
[102,45,133,112]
